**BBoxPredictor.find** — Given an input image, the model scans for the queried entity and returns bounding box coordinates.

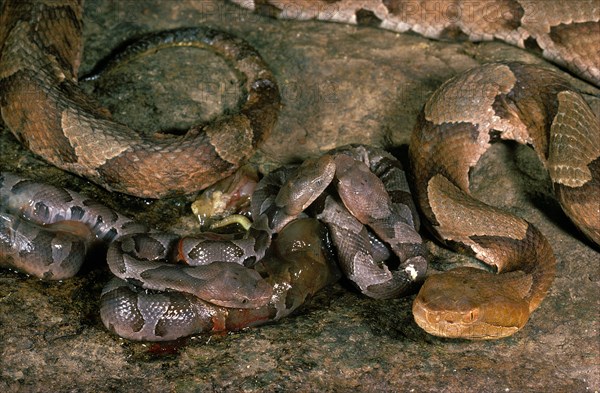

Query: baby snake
[1,145,425,341]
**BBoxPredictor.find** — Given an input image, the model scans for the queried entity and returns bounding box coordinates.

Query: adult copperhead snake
[0,0,599,340]
[0,0,281,199]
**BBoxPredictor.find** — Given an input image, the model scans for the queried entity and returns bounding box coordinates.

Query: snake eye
[465,309,479,323]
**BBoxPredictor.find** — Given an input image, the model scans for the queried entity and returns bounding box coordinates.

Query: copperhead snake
[0,0,281,198]
[0,145,424,340]
[0,0,598,340]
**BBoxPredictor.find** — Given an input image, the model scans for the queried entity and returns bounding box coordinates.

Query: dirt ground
[1,1,598,392]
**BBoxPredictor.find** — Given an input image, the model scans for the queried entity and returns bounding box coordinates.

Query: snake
[410,61,599,338]
[1,0,599,340]
[99,218,340,341]
[0,145,425,341]
[0,0,281,198]
[230,0,600,86]
[0,170,329,341]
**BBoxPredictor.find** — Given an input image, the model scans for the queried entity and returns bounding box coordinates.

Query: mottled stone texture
[0,0,598,392]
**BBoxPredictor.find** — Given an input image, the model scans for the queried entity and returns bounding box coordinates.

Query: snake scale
[0,0,599,340]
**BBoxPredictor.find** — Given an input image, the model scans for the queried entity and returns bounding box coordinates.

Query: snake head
[412,267,531,339]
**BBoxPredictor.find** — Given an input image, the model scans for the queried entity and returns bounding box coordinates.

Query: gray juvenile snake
[1,145,425,340]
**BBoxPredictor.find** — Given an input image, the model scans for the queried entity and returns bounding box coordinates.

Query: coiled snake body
[1,0,599,340]
[0,0,281,198]
[409,62,599,338]
[0,145,426,340]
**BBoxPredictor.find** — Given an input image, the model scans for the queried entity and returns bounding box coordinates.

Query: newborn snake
[1,145,426,340]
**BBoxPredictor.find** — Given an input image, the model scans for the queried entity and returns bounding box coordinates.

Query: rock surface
[1,1,598,392]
